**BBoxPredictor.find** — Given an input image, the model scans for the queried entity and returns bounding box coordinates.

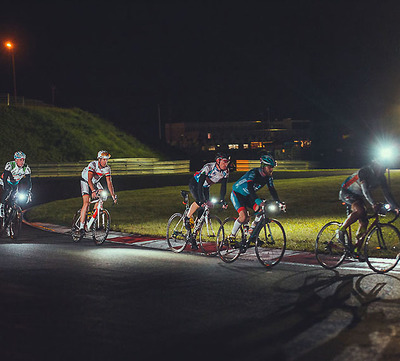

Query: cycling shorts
[189,177,209,205]
[339,188,364,206]
[80,179,104,196]
[230,191,257,214]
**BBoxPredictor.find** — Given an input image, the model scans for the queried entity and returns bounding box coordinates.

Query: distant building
[165,118,312,160]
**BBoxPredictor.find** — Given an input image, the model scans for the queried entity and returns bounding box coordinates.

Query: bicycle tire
[9,207,22,240]
[365,223,400,274]
[217,217,242,263]
[198,215,222,256]
[166,213,189,253]
[315,221,347,269]
[92,209,111,245]
[255,218,286,268]
[71,209,83,242]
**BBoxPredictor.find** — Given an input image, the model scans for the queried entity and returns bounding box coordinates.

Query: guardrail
[236,159,317,171]
[30,158,190,177]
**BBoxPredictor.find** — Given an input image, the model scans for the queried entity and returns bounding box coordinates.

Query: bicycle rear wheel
[315,221,347,269]
[9,208,22,240]
[255,219,286,268]
[365,223,400,273]
[92,209,111,245]
[166,213,189,253]
[71,209,82,242]
[217,217,242,263]
[199,215,222,256]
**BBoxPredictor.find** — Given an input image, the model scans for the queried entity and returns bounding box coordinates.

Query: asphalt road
[2,225,400,361]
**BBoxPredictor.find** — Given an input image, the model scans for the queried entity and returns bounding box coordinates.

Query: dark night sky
[1,0,400,142]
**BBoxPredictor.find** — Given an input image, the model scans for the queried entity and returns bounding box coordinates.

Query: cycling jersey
[1,161,31,186]
[81,160,111,184]
[232,167,279,202]
[193,162,229,188]
[340,164,398,207]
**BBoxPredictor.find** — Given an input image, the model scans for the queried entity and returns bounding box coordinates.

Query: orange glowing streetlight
[4,41,17,104]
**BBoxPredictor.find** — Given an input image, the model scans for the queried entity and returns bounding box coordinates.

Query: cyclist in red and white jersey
[76,150,117,237]
[337,159,399,258]
[0,151,32,218]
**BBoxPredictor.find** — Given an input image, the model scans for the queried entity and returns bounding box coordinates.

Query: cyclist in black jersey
[184,153,230,249]
[337,159,399,259]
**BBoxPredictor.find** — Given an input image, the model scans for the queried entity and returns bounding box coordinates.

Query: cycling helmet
[97,150,111,159]
[14,151,26,160]
[215,153,230,162]
[260,154,276,167]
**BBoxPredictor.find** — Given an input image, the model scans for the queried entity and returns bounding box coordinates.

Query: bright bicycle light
[211,198,218,204]
[100,190,108,200]
[17,193,27,202]
[267,203,279,213]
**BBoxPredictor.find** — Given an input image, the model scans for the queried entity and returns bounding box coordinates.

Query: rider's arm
[105,176,116,200]
[380,176,399,209]
[219,177,227,202]
[360,180,375,206]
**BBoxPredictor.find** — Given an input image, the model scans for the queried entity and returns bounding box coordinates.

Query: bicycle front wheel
[217,217,242,263]
[315,221,347,269]
[365,223,400,273]
[166,213,189,253]
[9,208,22,240]
[198,215,222,256]
[255,219,286,268]
[71,209,82,242]
[92,209,111,245]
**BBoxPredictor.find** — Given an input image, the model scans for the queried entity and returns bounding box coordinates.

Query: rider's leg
[339,200,365,231]
[79,194,90,230]
[230,208,249,237]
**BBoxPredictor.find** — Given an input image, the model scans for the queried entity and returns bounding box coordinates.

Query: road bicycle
[166,190,223,256]
[315,204,400,274]
[216,201,287,268]
[71,191,111,245]
[0,191,29,240]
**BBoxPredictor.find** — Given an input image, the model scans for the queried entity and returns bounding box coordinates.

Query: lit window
[207,133,212,139]
[243,144,249,149]
[251,142,263,149]
[208,145,216,151]
[228,144,239,149]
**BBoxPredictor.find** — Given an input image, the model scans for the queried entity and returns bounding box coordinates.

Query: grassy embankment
[0,105,159,164]
[26,170,400,252]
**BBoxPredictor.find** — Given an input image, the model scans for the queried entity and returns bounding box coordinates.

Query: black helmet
[215,153,230,162]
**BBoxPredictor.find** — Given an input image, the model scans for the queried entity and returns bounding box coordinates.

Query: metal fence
[31,158,190,178]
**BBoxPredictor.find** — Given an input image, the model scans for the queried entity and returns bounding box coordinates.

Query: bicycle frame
[86,197,104,231]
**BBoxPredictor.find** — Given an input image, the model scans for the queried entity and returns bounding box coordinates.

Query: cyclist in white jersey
[0,151,32,218]
[76,150,117,237]
[184,153,230,249]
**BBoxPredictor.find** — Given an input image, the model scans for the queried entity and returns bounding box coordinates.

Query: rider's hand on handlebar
[279,202,287,212]
[91,189,99,199]
[220,200,228,209]
[372,202,382,214]
[112,194,118,204]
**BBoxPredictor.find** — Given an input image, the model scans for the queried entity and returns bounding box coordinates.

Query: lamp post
[5,41,17,105]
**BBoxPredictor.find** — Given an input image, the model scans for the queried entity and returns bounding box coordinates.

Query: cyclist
[76,150,117,238]
[0,151,32,220]
[184,153,230,249]
[337,159,399,259]
[228,154,284,251]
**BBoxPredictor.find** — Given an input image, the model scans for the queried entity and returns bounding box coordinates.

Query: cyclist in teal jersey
[228,154,285,248]
[337,159,399,258]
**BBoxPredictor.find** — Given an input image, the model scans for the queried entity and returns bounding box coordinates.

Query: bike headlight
[267,203,279,213]
[100,190,108,201]
[211,198,218,204]
[17,193,27,202]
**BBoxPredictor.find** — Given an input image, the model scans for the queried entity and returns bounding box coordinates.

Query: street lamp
[5,41,17,104]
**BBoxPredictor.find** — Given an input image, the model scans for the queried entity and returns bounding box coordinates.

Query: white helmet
[97,150,111,159]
